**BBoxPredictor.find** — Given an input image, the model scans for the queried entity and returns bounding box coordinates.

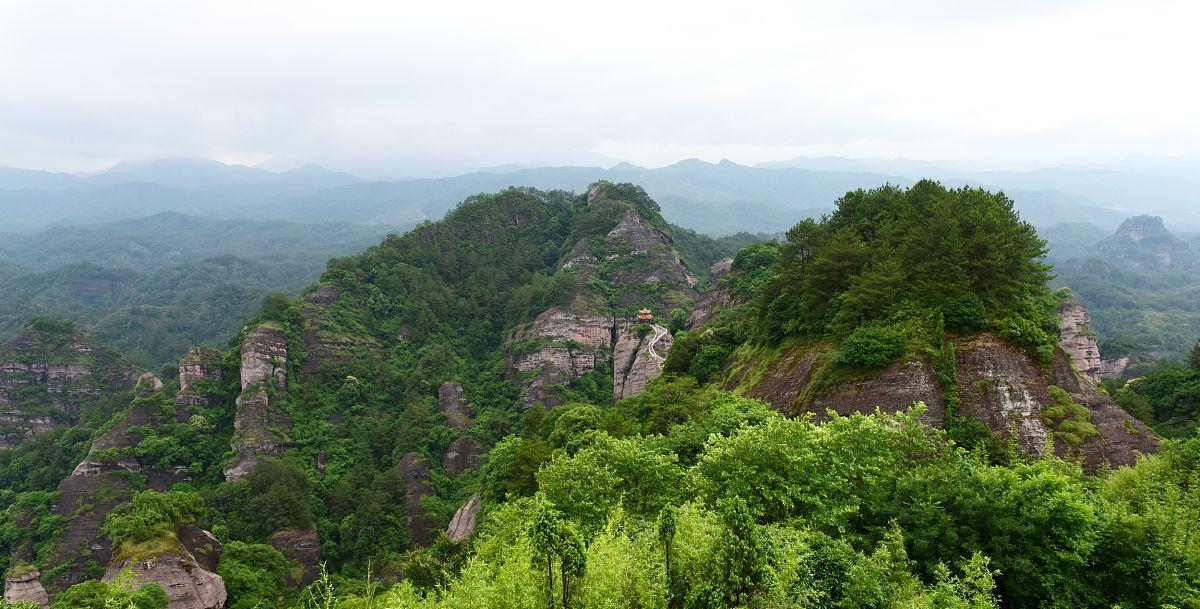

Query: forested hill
[1046,215,1200,371]
[1,182,1197,609]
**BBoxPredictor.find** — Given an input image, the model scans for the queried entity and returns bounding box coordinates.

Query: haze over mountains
[6,155,1200,236]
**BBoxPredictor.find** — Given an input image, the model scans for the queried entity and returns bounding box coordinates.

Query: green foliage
[1040,386,1099,446]
[1110,362,1200,438]
[217,541,296,609]
[211,458,314,542]
[50,572,168,609]
[835,322,908,368]
[101,489,203,550]
[755,181,1054,364]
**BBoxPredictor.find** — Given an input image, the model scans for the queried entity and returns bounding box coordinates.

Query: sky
[2,0,1199,177]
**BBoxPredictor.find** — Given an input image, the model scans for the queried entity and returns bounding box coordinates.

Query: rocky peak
[176,347,223,416]
[1097,215,1196,270]
[506,183,699,408]
[1057,300,1102,382]
[47,383,191,593]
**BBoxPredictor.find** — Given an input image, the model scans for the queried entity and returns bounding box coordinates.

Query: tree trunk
[547,555,555,609]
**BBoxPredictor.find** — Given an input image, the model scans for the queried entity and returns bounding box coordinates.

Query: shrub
[836,323,908,368]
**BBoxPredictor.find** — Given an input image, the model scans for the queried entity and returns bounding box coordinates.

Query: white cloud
[1,0,1197,174]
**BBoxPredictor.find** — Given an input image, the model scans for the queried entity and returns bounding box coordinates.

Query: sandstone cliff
[0,322,141,447]
[726,334,1155,471]
[1057,300,1102,382]
[224,324,291,481]
[103,524,226,609]
[45,373,195,593]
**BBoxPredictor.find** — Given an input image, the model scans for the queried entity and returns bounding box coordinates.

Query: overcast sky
[2,0,1199,177]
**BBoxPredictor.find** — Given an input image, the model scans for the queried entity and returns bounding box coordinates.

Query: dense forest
[1,183,1198,609]
[0,214,395,367]
[1046,215,1200,369]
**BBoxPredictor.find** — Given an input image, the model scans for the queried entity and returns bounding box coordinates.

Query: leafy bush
[100,490,203,548]
[835,322,908,368]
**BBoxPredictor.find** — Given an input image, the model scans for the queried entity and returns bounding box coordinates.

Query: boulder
[267,528,322,588]
[4,569,49,608]
[446,493,482,542]
[105,549,226,609]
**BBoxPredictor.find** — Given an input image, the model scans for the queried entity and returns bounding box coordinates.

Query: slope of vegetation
[3,184,1199,609]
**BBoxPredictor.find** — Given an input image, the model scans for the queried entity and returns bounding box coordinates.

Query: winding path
[646,323,669,364]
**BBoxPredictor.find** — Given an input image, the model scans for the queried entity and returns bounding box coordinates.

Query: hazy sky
[2,0,1199,177]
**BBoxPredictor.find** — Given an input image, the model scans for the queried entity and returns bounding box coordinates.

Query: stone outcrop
[399,453,439,547]
[104,527,227,609]
[728,333,1155,471]
[437,382,483,475]
[267,528,322,588]
[437,381,473,432]
[296,285,385,381]
[238,324,287,392]
[508,309,614,409]
[688,259,740,329]
[730,347,944,427]
[225,324,292,481]
[0,325,141,447]
[956,334,1155,469]
[47,374,190,593]
[614,323,674,399]
[176,347,223,415]
[4,569,49,608]
[1057,300,1102,382]
[446,493,482,542]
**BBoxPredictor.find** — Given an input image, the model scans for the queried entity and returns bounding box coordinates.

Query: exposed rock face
[730,347,943,427]
[225,324,291,481]
[399,452,439,547]
[446,493,482,542]
[438,382,473,432]
[506,184,699,408]
[614,324,674,399]
[105,543,227,609]
[239,325,287,392]
[954,334,1155,469]
[508,309,613,409]
[267,529,322,588]
[729,334,1155,471]
[176,347,223,415]
[0,327,140,447]
[4,569,49,608]
[1057,300,1102,382]
[709,257,733,281]
[47,376,189,593]
[813,359,945,427]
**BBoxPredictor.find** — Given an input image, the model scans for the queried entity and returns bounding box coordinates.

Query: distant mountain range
[8,155,1198,236]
